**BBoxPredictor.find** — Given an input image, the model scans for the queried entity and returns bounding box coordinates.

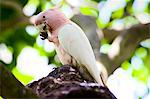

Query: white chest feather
[58,22,96,67]
[55,44,77,66]
[55,22,103,84]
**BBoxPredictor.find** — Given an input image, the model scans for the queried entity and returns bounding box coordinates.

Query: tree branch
[99,23,150,75]
[0,63,39,98]
[27,65,116,99]
[0,0,30,32]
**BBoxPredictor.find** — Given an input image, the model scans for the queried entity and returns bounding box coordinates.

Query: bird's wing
[58,22,102,83]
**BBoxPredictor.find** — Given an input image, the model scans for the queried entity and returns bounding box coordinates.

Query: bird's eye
[40,32,48,40]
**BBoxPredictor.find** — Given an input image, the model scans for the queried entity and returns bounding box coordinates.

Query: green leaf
[91,0,106,3]
[12,67,34,85]
[135,47,147,59]
[112,8,124,19]
[132,67,149,83]
[96,18,108,28]
[100,44,111,54]
[80,7,98,17]
[100,38,109,45]
[125,0,131,2]
[41,1,53,10]
[124,16,139,27]
[121,61,131,70]
[140,39,150,49]
[28,0,39,6]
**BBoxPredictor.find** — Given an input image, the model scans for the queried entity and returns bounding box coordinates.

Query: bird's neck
[50,19,70,35]
[48,19,70,46]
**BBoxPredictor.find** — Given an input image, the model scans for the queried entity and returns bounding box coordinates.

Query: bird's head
[34,8,69,40]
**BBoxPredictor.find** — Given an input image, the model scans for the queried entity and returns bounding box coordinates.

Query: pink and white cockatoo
[34,8,105,86]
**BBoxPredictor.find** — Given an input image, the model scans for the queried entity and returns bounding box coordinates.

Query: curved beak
[40,32,48,40]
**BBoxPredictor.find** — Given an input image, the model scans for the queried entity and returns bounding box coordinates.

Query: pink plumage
[35,9,69,34]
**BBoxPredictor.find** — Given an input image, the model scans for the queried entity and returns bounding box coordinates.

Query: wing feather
[58,22,102,83]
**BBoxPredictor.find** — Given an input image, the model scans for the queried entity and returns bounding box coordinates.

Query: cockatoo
[34,8,105,86]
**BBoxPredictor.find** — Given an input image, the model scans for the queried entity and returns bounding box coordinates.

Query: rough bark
[28,65,116,99]
[1,63,116,98]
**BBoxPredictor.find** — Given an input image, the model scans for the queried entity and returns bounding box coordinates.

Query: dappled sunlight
[16,47,55,81]
[98,0,126,27]
[107,68,149,99]
[135,12,150,24]
[23,4,37,16]
[36,35,44,47]
[1,0,150,98]
[60,4,74,18]
[99,44,111,54]
[99,8,112,24]
[135,47,148,59]
[23,0,39,16]
[110,19,124,31]
[110,16,140,30]
[51,0,63,5]
[132,0,149,13]
[140,39,150,49]
[108,36,122,59]
[131,56,144,70]
[25,25,39,36]
[36,35,55,53]
[103,0,126,12]
[66,0,81,7]
[0,43,13,64]
[44,39,55,53]
[132,0,150,24]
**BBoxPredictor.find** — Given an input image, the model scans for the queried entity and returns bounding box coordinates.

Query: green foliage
[99,44,111,54]
[91,0,106,3]
[12,67,34,85]
[111,8,124,19]
[34,43,55,57]
[80,7,98,17]
[15,0,28,6]
[135,47,147,59]
[132,66,149,83]
[0,6,16,21]
[96,18,108,28]
[121,61,131,70]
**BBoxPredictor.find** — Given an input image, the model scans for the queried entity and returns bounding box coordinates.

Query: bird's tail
[96,61,108,86]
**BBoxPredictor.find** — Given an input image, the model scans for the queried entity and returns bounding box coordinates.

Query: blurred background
[0,0,150,99]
